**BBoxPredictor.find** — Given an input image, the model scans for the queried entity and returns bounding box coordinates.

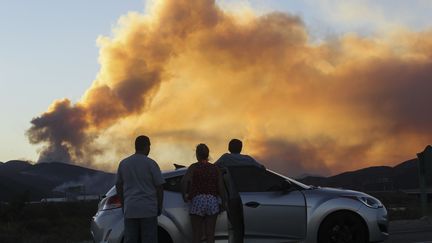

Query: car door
[162,174,229,242]
[228,166,307,242]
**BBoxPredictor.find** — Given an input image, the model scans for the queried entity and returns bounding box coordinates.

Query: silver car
[91,165,388,243]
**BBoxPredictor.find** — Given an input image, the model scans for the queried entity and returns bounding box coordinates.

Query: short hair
[135,135,150,151]
[196,143,209,161]
[228,139,242,154]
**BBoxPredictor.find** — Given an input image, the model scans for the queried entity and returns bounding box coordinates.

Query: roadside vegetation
[0,193,97,243]
[370,191,432,220]
[1,191,431,242]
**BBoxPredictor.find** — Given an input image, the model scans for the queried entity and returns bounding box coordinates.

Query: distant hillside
[298,159,421,191]
[0,161,115,202]
[0,158,424,201]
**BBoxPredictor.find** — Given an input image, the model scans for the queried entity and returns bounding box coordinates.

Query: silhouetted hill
[0,161,115,202]
[0,158,423,201]
[299,159,420,191]
[0,160,32,175]
[22,162,108,184]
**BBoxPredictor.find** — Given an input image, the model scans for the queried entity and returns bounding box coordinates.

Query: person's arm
[181,164,194,203]
[217,167,227,208]
[214,153,227,167]
[115,165,124,208]
[151,161,166,216]
[248,155,266,169]
[156,185,164,216]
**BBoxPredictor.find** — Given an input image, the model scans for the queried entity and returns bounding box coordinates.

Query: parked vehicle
[91,165,388,243]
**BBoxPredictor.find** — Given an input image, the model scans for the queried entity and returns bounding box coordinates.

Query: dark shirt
[189,161,219,199]
[215,153,265,169]
[215,153,265,200]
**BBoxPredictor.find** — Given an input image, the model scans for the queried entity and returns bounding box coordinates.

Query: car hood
[312,186,370,197]
[303,186,377,205]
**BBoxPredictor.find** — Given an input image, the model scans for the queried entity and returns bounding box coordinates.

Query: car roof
[162,165,310,189]
[162,167,187,178]
[106,165,309,196]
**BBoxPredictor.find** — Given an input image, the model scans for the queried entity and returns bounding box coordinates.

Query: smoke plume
[27,0,432,177]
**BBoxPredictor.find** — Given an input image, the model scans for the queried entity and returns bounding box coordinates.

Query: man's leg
[140,216,158,243]
[228,198,244,243]
[124,218,140,243]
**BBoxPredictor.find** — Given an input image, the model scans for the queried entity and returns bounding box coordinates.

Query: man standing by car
[215,139,265,243]
[116,135,165,243]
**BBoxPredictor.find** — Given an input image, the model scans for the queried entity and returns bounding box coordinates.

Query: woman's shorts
[189,194,220,216]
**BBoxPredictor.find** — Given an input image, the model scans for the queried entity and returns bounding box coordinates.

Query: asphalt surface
[79,219,432,243]
[385,218,432,243]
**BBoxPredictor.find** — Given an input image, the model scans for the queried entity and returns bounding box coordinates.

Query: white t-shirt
[116,154,165,218]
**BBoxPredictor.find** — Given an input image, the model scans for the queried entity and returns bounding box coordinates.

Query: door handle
[245,201,260,208]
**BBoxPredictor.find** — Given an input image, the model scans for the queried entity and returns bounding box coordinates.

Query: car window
[163,175,183,192]
[227,166,286,192]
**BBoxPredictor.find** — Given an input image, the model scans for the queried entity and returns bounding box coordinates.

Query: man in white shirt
[116,135,165,243]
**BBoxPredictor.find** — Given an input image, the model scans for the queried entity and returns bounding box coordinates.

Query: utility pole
[417,145,432,216]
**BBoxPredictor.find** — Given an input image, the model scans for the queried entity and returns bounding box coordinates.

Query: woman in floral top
[182,143,226,243]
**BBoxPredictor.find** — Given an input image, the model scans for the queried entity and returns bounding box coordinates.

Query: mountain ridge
[298,159,420,191]
[0,158,423,202]
[0,161,115,202]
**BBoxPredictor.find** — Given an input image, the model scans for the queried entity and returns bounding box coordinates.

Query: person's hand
[182,194,189,203]
[219,201,227,212]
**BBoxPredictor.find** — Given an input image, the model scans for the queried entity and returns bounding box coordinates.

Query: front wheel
[318,211,368,243]
[158,227,173,243]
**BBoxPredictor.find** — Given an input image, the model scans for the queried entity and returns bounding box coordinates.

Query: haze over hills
[0,158,423,202]
[0,160,115,202]
[298,159,421,191]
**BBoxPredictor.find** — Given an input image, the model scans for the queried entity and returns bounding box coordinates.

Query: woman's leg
[204,214,218,243]
[191,215,205,243]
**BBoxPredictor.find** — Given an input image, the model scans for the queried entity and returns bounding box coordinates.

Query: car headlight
[344,195,383,209]
[358,196,383,209]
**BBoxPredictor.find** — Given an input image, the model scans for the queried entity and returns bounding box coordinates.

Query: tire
[158,227,173,243]
[318,211,368,243]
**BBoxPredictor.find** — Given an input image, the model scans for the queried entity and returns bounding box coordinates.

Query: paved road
[385,219,432,243]
[79,219,432,243]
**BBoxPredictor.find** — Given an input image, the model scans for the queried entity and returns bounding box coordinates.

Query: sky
[0,0,144,161]
[1,0,431,177]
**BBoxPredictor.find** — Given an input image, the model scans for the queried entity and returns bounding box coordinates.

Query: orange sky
[27,0,432,177]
